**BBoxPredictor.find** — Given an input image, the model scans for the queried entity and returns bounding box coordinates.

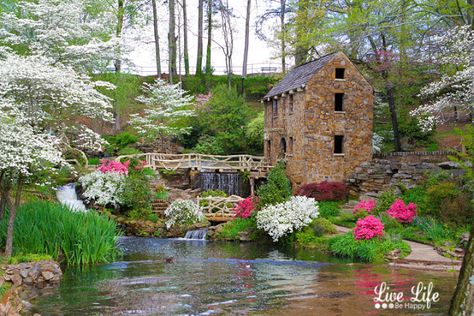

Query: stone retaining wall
[347,158,464,196]
[0,260,62,316]
[373,151,455,164]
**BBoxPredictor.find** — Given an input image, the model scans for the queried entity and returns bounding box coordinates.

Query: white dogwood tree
[130,79,195,140]
[0,0,118,71]
[412,26,474,131]
[0,100,64,257]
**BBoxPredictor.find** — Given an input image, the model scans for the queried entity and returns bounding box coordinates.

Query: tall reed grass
[0,201,119,265]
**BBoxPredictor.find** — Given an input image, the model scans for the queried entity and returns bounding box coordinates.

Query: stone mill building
[263,52,374,186]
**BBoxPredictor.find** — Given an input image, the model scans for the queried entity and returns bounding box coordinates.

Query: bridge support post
[250,177,255,196]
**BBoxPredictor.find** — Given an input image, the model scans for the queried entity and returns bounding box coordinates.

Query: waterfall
[199,172,241,196]
[184,228,208,240]
[56,183,87,212]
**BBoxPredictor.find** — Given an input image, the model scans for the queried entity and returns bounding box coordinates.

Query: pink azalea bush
[353,199,376,214]
[233,196,258,219]
[386,199,417,224]
[97,159,130,175]
[353,215,384,240]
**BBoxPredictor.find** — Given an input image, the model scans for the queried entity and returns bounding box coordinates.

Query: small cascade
[56,183,87,212]
[199,172,241,196]
[184,228,208,240]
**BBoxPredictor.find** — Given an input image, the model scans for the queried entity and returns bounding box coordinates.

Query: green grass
[318,201,342,218]
[329,213,357,228]
[329,233,411,263]
[214,218,258,241]
[8,254,53,264]
[0,201,120,265]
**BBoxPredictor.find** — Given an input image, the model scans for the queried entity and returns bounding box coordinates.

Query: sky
[127,0,290,76]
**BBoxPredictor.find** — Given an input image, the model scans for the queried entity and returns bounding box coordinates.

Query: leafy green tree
[257,161,292,207]
[194,85,251,154]
[246,112,264,155]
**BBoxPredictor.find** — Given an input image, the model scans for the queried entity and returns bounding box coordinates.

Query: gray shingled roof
[264,52,337,99]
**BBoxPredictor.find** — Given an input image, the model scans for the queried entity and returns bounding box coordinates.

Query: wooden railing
[197,195,243,222]
[116,153,271,174]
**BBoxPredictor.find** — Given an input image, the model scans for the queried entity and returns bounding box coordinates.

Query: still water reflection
[30,237,457,315]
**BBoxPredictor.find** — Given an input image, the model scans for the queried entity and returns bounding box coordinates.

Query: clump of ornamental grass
[0,201,119,265]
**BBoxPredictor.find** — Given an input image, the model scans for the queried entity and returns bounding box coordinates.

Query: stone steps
[151,200,169,217]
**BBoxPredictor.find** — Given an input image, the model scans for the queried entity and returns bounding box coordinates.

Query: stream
[30,237,458,315]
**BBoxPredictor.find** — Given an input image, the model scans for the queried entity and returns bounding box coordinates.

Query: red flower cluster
[353,215,385,240]
[97,159,130,175]
[233,196,258,219]
[295,181,348,201]
[387,199,417,223]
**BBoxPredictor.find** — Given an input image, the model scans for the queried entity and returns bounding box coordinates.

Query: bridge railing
[197,195,243,222]
[116,153,270,173]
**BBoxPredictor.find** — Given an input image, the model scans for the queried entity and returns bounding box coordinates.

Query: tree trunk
[280,0,286,73]
[182,0,189,76]
[205,0,212,74]
[386,82,402,151]
[196,0,204,75]
[242,0,251,78]
[168,0,177,82]
[0,171,8,220]
[152,0,161,78]
[4,176,23,258]
[449,224,474,316]
[114,0,125,73]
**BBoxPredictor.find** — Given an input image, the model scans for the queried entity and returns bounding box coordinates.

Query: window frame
[335,68,346,80]
[334,135,344,154]
[335,93,345,112]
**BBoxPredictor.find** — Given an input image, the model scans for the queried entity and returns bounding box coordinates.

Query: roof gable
[264,52,337,99]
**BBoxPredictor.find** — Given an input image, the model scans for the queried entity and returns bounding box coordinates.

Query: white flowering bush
[165,199,204,229]
[256,196,319,242]
[79,171,126,207]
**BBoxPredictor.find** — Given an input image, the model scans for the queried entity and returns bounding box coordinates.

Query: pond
[30,237,457,315]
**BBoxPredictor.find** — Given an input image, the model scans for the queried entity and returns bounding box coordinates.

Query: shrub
[118,146,143,156]
[165,199,204,229]
[401,186,429,214]
[155,185,169,201]
[329,233,410,263]
[104,132,139,155]
[372,190,397,215]
[256,161,292,207]
[295,181,348,201]
[318,201,341,218]
[233,196,258,219]
[0,201,118,265]
[97,159,130,174]
[256,196,319,242]
[426,182,472,224]
[119,173,153,210]
[387,199,417,223]
[310,218,337,237]
[353,199,376,214]
[79,171,126,207]
[215,218,258,241]
[128,208,153,221]
[353,215,384,240]
[329,213,357,228]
